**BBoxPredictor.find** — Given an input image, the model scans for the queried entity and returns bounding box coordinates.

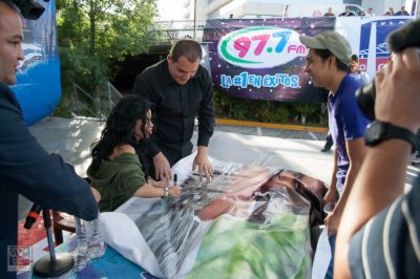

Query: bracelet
[161,186,170,199]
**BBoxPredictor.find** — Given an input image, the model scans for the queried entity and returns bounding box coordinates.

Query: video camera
[356,19,420,120]
[11,0,49,20]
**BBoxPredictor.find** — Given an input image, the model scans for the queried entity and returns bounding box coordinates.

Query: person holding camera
[0,1,98,277]
[335,23,420,278]
[299,31,370,278]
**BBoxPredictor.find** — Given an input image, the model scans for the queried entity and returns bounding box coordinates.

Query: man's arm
[324,149,338,206]
[192,145,213,176]
[197,68,215,148]
[335,48,420,278]
[0,89,98,220]
[193,68,215,176]
[325,138,366,235]
[335,140,410,278]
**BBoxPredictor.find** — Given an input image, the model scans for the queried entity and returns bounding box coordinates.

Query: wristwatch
[364,120,418,153]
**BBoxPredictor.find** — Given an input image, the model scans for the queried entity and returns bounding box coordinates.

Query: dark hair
[313,48,350,73]
[90,95,151,172]
[170,39,202,63]
[351,54,358,62]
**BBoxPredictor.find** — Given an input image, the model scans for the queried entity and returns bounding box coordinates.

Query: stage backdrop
[358,17,412,76]
[10,12,414,124]
[12,0,61,125]
[203,17,335,103]
[203,16,414,104]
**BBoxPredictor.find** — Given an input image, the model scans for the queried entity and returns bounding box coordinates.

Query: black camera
[11,0,49,20]
[356,19,420,120]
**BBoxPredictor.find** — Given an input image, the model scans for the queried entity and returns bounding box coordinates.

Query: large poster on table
[100,155,327,278]
[203,18,335,103]
[12,0,61,125]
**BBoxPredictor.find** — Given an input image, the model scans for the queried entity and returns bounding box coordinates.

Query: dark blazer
[0,82,98,279]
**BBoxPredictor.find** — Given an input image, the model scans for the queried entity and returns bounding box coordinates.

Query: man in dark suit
[0,1,98,278]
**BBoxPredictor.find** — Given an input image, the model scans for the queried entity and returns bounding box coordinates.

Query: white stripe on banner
[367,22,377,81]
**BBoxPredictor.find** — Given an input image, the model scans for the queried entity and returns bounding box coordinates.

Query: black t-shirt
[132,59,215,166]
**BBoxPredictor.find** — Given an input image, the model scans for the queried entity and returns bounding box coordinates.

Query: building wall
[204,0,358,19]
[208,1,287,18]
[197,0,208,20]
[344,0,361,5]
[185,0,416,21]
[184,0,214,20]
[361,0,415,15]
[207,0,234,16]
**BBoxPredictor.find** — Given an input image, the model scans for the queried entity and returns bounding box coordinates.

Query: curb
[215,118,328,133]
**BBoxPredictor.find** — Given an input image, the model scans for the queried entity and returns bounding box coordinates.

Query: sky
[156,0,185,21]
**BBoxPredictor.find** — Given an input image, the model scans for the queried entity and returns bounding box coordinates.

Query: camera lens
[355,80,376,120]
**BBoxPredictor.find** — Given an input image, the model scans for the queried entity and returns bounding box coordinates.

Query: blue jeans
[325,234,336,279]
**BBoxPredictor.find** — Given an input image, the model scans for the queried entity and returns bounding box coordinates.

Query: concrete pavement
[21,116,418,220]
[28,116,333,181]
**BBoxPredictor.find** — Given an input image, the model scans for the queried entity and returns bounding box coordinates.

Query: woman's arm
[112,144,182,199]
[134,181,182,198]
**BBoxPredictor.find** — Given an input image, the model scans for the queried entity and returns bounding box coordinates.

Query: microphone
[24,203,42,229]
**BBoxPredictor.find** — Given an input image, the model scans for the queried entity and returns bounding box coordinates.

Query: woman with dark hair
[87,95,182,211]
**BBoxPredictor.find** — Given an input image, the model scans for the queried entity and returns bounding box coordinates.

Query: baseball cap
[299,31,352,64]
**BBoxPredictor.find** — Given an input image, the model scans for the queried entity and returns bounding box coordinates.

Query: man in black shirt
[339,6,356,16]
[323,7,335,17]
[395,5,410,16]
[132,39,215,180]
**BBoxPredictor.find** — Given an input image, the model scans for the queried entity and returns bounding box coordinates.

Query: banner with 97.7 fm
[203,17,335,103]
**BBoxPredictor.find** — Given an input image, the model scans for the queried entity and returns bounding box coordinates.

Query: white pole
[193,0,197,40]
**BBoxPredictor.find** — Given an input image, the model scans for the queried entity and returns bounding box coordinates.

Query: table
[18,236,158,279]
